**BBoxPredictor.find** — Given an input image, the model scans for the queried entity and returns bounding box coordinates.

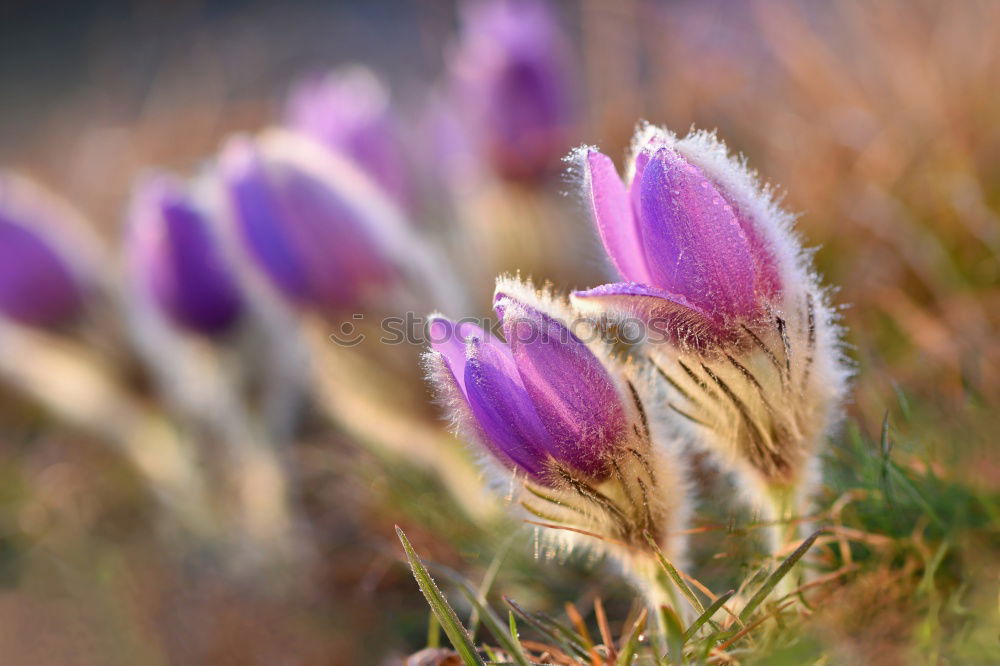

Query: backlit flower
[573,125,849,544]
[0,172,94,327]
[127,173,244,335]
[285,66,411,208]
[425,277,689,574]
[448,0,576,181]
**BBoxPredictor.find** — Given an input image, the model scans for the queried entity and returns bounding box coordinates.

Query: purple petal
[130,175,243,335]
[285,68,410,207]
[220,137,394,313]
[573,282,730,349]
[220,139,312,304]
[451,0,574,181]
[637,148,760,319]
[497,296,625,478]
[274,159,394,311]
[585,150,651,283]
[0,215,83,326]
[464,335,552,477]
[428,316,490,397]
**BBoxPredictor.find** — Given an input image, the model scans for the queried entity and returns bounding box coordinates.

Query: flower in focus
[0,172,93,326]
[218,129,403,315]
[126,173,244,336]
[284,66,411,208]
[573,125,849,541]
[448,0,576,181]
[425,277,689,570]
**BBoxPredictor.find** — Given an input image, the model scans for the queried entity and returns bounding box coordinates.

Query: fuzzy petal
[572,282,728,348]
[586,150,651,283]
[638,148,760,319]
[498,296,624,478]
[428,316,491,397]
[464,335,552,477]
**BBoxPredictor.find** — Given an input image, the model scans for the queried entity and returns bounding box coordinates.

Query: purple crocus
[428,289,627,482]
[449,0,576,181]
[574,131,783,348]
[0,174,89,326]
[218,130,397,314]
[127,174,244,335]
[285,66,410,208]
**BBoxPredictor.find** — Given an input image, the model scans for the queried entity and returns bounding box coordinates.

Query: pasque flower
[285,66,410,208]
[425,277,689,586]
[573,125,849,549]
[126,173,244,335]
[0,172,92,326]
[448,0,575,181]
[219,129,401,314]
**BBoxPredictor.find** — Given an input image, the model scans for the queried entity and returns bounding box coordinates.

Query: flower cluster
[425,123,848,607]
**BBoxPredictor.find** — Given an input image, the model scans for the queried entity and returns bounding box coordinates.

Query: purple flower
[449,0,576,181]
[572,127,850,549]
[428,290,627,482]
[127,173,244,335]
[218,131,397,314]
[425,278,693,572]
[573,130,783,347]
[0,174,89,326]
[285,67,411,208]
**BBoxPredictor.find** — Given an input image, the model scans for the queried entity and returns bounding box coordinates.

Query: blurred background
[0,0,997,663]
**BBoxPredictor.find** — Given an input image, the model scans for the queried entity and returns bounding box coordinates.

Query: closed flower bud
[284,66,411,208]
[448,0,575,181]
[0,172,93,326]
[573,125,849,547]
[218,129,401,315]
[126,173,244,335]
[425,277,690,590]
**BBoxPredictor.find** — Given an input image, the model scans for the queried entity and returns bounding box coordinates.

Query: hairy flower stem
[764,485,808,597]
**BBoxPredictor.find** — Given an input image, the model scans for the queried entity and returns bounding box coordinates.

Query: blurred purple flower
[428,287,626,482]
[218,131,397,314]
[285,66,411,208]
[449,0,576,181]
[574,131,782,347]
[0,174,89,326]
[127,174,244,335]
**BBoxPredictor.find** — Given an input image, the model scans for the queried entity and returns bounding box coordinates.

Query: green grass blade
[468,534,515,636]
[504,596,591,662]
[396,527,486,666]
[644,533,707,615]
[659,605,686,665]
[427,612,441,649]
[425,565,531,666]
[888,462,947,528]
[682,590,736,642]
[616,607,648,665]
[738,529,823,623]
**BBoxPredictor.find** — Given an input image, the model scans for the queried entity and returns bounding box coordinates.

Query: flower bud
[218,130,400,314]
[448,0,575,181]
[284,66,410,208]
[0,173,92,326]
[573,126,849,539]
[126,173,244,335]
[425,277,689,565]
